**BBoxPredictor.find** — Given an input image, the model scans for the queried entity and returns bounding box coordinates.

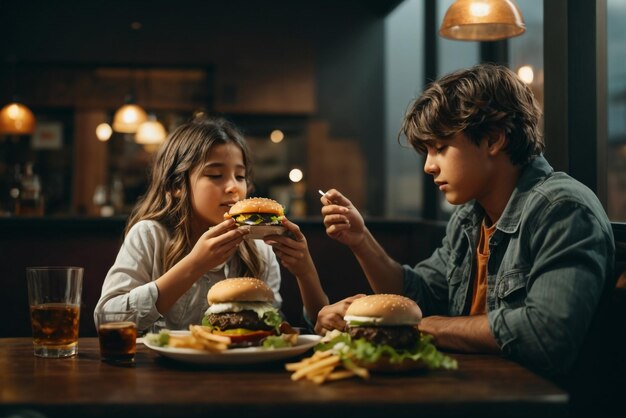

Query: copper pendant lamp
[1,57,36,135]
[112,22,147,134]
[439,0,526,41]
[0,101,36,135]
[112,97,148,134]
[135,114,167,152]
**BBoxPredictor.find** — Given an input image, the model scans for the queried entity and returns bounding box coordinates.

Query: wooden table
[0,338,568,418]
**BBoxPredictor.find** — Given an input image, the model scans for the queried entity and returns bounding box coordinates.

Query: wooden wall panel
[73,110,108,216]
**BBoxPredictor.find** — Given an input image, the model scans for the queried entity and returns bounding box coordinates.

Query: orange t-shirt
[469,220,497,315]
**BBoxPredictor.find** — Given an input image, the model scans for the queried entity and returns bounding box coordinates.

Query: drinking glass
[96,310,138,363]
[26,266,83,358]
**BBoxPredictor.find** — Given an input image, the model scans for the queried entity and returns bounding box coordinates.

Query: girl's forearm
[155,256,203,314]
[295,270,329,322]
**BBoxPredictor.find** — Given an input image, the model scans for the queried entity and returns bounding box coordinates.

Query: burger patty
[347,325,420,349]
[206,310,274,331]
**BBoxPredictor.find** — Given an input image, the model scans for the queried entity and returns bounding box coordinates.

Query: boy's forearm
[350,228,404,294]
[419,315,501,353]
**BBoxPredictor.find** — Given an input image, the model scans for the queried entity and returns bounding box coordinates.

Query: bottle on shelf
[110,175,125,214]
[7,164,21,214]
[15,162,44,216]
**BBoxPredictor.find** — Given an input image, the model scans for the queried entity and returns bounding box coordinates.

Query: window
[607,0,626,221]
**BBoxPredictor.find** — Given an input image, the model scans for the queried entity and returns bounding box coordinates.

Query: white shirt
[93,220,282,332]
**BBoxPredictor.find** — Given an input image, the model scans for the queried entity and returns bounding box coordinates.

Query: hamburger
[317,294,457,372]
[224,197,284,227]
[345,293,423,353]
[202,277,289,347]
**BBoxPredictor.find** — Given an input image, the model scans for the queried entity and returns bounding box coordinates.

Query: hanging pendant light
[439,0,525,41]
[112,22,147,134]
[136,114,167,152]
[0,101,36,135]
[1,57,36,135]
[112,96,148,133]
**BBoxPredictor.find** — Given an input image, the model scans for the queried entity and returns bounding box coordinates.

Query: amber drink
[26,267,83,358]
[30,303,80,348]
[97,311,137,363]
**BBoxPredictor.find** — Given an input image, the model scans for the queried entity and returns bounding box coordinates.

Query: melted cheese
[206,301,276,317]
[343,315,383,325]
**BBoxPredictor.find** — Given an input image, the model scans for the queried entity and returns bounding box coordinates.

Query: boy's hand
[320,189,366,249]
[314,294,366,335]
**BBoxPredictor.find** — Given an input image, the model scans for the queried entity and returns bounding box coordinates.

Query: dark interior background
[0,0,405,217]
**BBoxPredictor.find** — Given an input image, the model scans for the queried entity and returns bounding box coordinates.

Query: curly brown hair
[125,116,265,277]
[400,63,544,166]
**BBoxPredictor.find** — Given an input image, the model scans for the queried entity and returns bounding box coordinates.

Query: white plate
[244,225,286,240]
[143,332,321,365]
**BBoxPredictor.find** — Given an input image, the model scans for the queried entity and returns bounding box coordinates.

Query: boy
[317,64,615,378]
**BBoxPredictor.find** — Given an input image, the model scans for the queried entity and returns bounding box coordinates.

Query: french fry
[161,325,232,352]
[168,335,204,350]
[189,325,232,344]
[187,325,231,352]
[285,351,331,370]
[342,358,370,379]
[286,347,369,385]
[285,360,309,371]
[326,370,357,381]
[307,365,335,378]
[311,372,331,385]
[195,337,228,353]
[291,355,341,381]
[312,350,333,359]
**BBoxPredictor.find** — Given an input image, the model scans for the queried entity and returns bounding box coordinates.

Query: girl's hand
[264,218,314,277]
[314,294,366,335]
[188,218,249,273]
[320,189,366,249]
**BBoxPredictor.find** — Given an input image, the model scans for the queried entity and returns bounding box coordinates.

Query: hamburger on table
[202,277,297,347]
[317,294,457,372]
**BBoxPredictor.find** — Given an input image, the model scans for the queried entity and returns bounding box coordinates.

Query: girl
[94,116,327,332]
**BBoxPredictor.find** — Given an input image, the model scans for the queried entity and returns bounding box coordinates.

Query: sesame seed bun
[207,277,274,305]
[226,198,284,217]
[344,294,422,326]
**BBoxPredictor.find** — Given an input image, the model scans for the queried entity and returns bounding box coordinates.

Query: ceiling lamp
[112,21,147,134]
[95,122,113,141]
[1,56,36,135]
[439,0,525,41]
[0,101,36,135]
[136,115,167,152]
[112,99,148,133]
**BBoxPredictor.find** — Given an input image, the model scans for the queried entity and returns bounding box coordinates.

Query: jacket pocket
[495,271,528,308]
[446,250,466,288]
[447,251,468,314]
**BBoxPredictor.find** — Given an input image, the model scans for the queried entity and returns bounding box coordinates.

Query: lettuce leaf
[262,309,283,330]
[234,213,284,225]
[144,330,170,347]
[316,331,457,370]
[261,335,292,349]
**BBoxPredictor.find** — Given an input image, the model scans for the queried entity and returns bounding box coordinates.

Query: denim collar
[457,154,554,234]
[497,154,553,233]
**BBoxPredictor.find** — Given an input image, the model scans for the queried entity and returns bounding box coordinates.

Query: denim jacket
[402,155,615,376]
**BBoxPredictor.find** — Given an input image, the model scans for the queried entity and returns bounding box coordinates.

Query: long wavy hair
[400,63,544,166]
[125,116,265,277]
